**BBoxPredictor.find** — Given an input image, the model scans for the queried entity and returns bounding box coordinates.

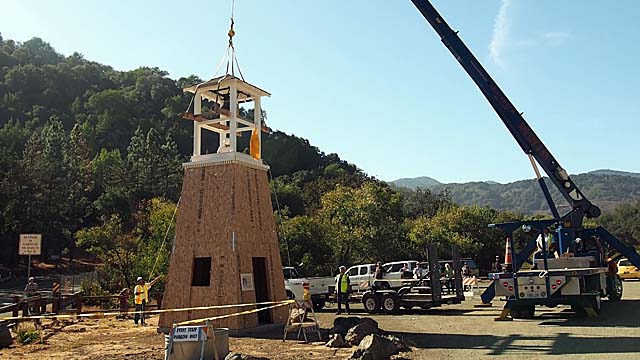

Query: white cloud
[489,0,513,67]
[543,31,571,46]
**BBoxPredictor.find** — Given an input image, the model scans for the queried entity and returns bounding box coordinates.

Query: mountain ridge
[391,169,640,214]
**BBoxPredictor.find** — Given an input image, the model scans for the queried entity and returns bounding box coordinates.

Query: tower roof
[183,75,270,104]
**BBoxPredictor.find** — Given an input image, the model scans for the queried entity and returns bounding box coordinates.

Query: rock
[330,317,361,337]
[345,322,378,346]
[349,334,399,360]
[330,317,379,338]
[325,333,349,348]
[0,322,12,349]
[224,352,270,360]
[381,335,411,353]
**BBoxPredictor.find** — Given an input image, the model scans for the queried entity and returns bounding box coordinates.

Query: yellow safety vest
[134,284,148,304]
[339,274,350,293]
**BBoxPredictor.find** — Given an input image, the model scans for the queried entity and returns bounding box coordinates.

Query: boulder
[325,333,349,348]
[349,334,399,360]
[0,322,12,349]
[330,317,361,337]
[345,322,378,346]
[330,317,379,338]
[381,335,412,353]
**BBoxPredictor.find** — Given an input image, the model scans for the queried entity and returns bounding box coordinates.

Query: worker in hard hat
[134,275,162,326]
[335,266,351,315]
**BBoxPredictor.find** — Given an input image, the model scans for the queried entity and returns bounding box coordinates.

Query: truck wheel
[381,293,400,314]
[607,275,623,301]
[362,293,380,313]
[313,299,326,310]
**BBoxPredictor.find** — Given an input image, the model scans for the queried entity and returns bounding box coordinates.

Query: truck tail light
[556,279,562,285]
[508,286,513,291]
[503,281,509,287]
[551,284,557,290]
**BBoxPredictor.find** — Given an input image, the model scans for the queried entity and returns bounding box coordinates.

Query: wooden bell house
[159,17,288,330]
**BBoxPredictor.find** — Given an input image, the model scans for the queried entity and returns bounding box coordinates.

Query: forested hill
[392,170,640,215]
[0,35,368,264]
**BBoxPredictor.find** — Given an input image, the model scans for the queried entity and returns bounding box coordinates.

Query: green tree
[319,182,407,266]
[277,215,334,276]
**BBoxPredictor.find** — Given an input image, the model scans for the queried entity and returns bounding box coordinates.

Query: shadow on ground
[386,331,640,356]
[537,299,640,327]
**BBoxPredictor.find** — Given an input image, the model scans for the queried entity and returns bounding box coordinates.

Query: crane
[410,0,640,318]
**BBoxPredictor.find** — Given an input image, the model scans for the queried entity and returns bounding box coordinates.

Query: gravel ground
[2,280,639,359]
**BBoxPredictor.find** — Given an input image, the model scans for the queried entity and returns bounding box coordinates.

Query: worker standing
[443,263,454,294]
[335,266,351,315]
[491,255,501,273]
[535,228,556,257]
[373,262,384,290]
[24,277,39,314]
[134,275,162,326]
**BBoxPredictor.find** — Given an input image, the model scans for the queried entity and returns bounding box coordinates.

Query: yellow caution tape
[176,301,291,326]
[0,299,295,322]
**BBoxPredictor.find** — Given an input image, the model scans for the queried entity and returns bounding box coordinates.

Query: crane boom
[410,0,601,224]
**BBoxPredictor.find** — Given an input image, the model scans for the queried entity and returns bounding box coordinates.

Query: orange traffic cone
[504,237,513,272]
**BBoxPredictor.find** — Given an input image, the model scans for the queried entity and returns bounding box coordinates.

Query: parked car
[618,258,640,280]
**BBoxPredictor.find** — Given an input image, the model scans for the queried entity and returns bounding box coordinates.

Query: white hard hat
[136,276,143,282]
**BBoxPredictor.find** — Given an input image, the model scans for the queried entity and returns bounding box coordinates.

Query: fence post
[52,281,61,313]
[12,296,20,317]
[21,299,28,317]
[76,294,83,314]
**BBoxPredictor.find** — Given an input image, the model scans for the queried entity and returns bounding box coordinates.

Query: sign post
[19,234,42,278]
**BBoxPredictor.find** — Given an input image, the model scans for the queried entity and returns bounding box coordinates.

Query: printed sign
[172,326,207,342]
[241,273,254,291]
[19,234,42,255]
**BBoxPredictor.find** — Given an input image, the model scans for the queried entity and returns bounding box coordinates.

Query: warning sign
[172,326,207,342]
[19,234,42,256]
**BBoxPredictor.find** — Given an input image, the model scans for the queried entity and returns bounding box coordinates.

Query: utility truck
[282,266,334,310]
[411,0,640,318]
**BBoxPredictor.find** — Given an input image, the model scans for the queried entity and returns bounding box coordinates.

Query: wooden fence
[0,292,163,324]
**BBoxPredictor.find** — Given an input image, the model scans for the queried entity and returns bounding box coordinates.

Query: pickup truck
[346,261,420,293]
[283,266,334,310]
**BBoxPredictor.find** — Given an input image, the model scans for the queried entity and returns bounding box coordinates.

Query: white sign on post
[19,234,42,256]
[172,326,207,342]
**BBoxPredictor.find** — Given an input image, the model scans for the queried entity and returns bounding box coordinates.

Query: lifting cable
[213,0,245,81]
[266,163,292,268]
[148,196,181,280]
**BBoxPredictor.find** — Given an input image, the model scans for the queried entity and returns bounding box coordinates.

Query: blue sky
[2,0,639,183]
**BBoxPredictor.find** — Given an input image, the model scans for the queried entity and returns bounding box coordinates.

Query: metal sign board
[172,326,207,342]
[19,234,42,255]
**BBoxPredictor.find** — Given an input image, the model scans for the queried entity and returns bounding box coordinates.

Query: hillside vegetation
[393,171,640,215]
[1,35,638,292]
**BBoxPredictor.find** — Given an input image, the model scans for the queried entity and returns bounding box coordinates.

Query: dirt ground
[2,280,640,359]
